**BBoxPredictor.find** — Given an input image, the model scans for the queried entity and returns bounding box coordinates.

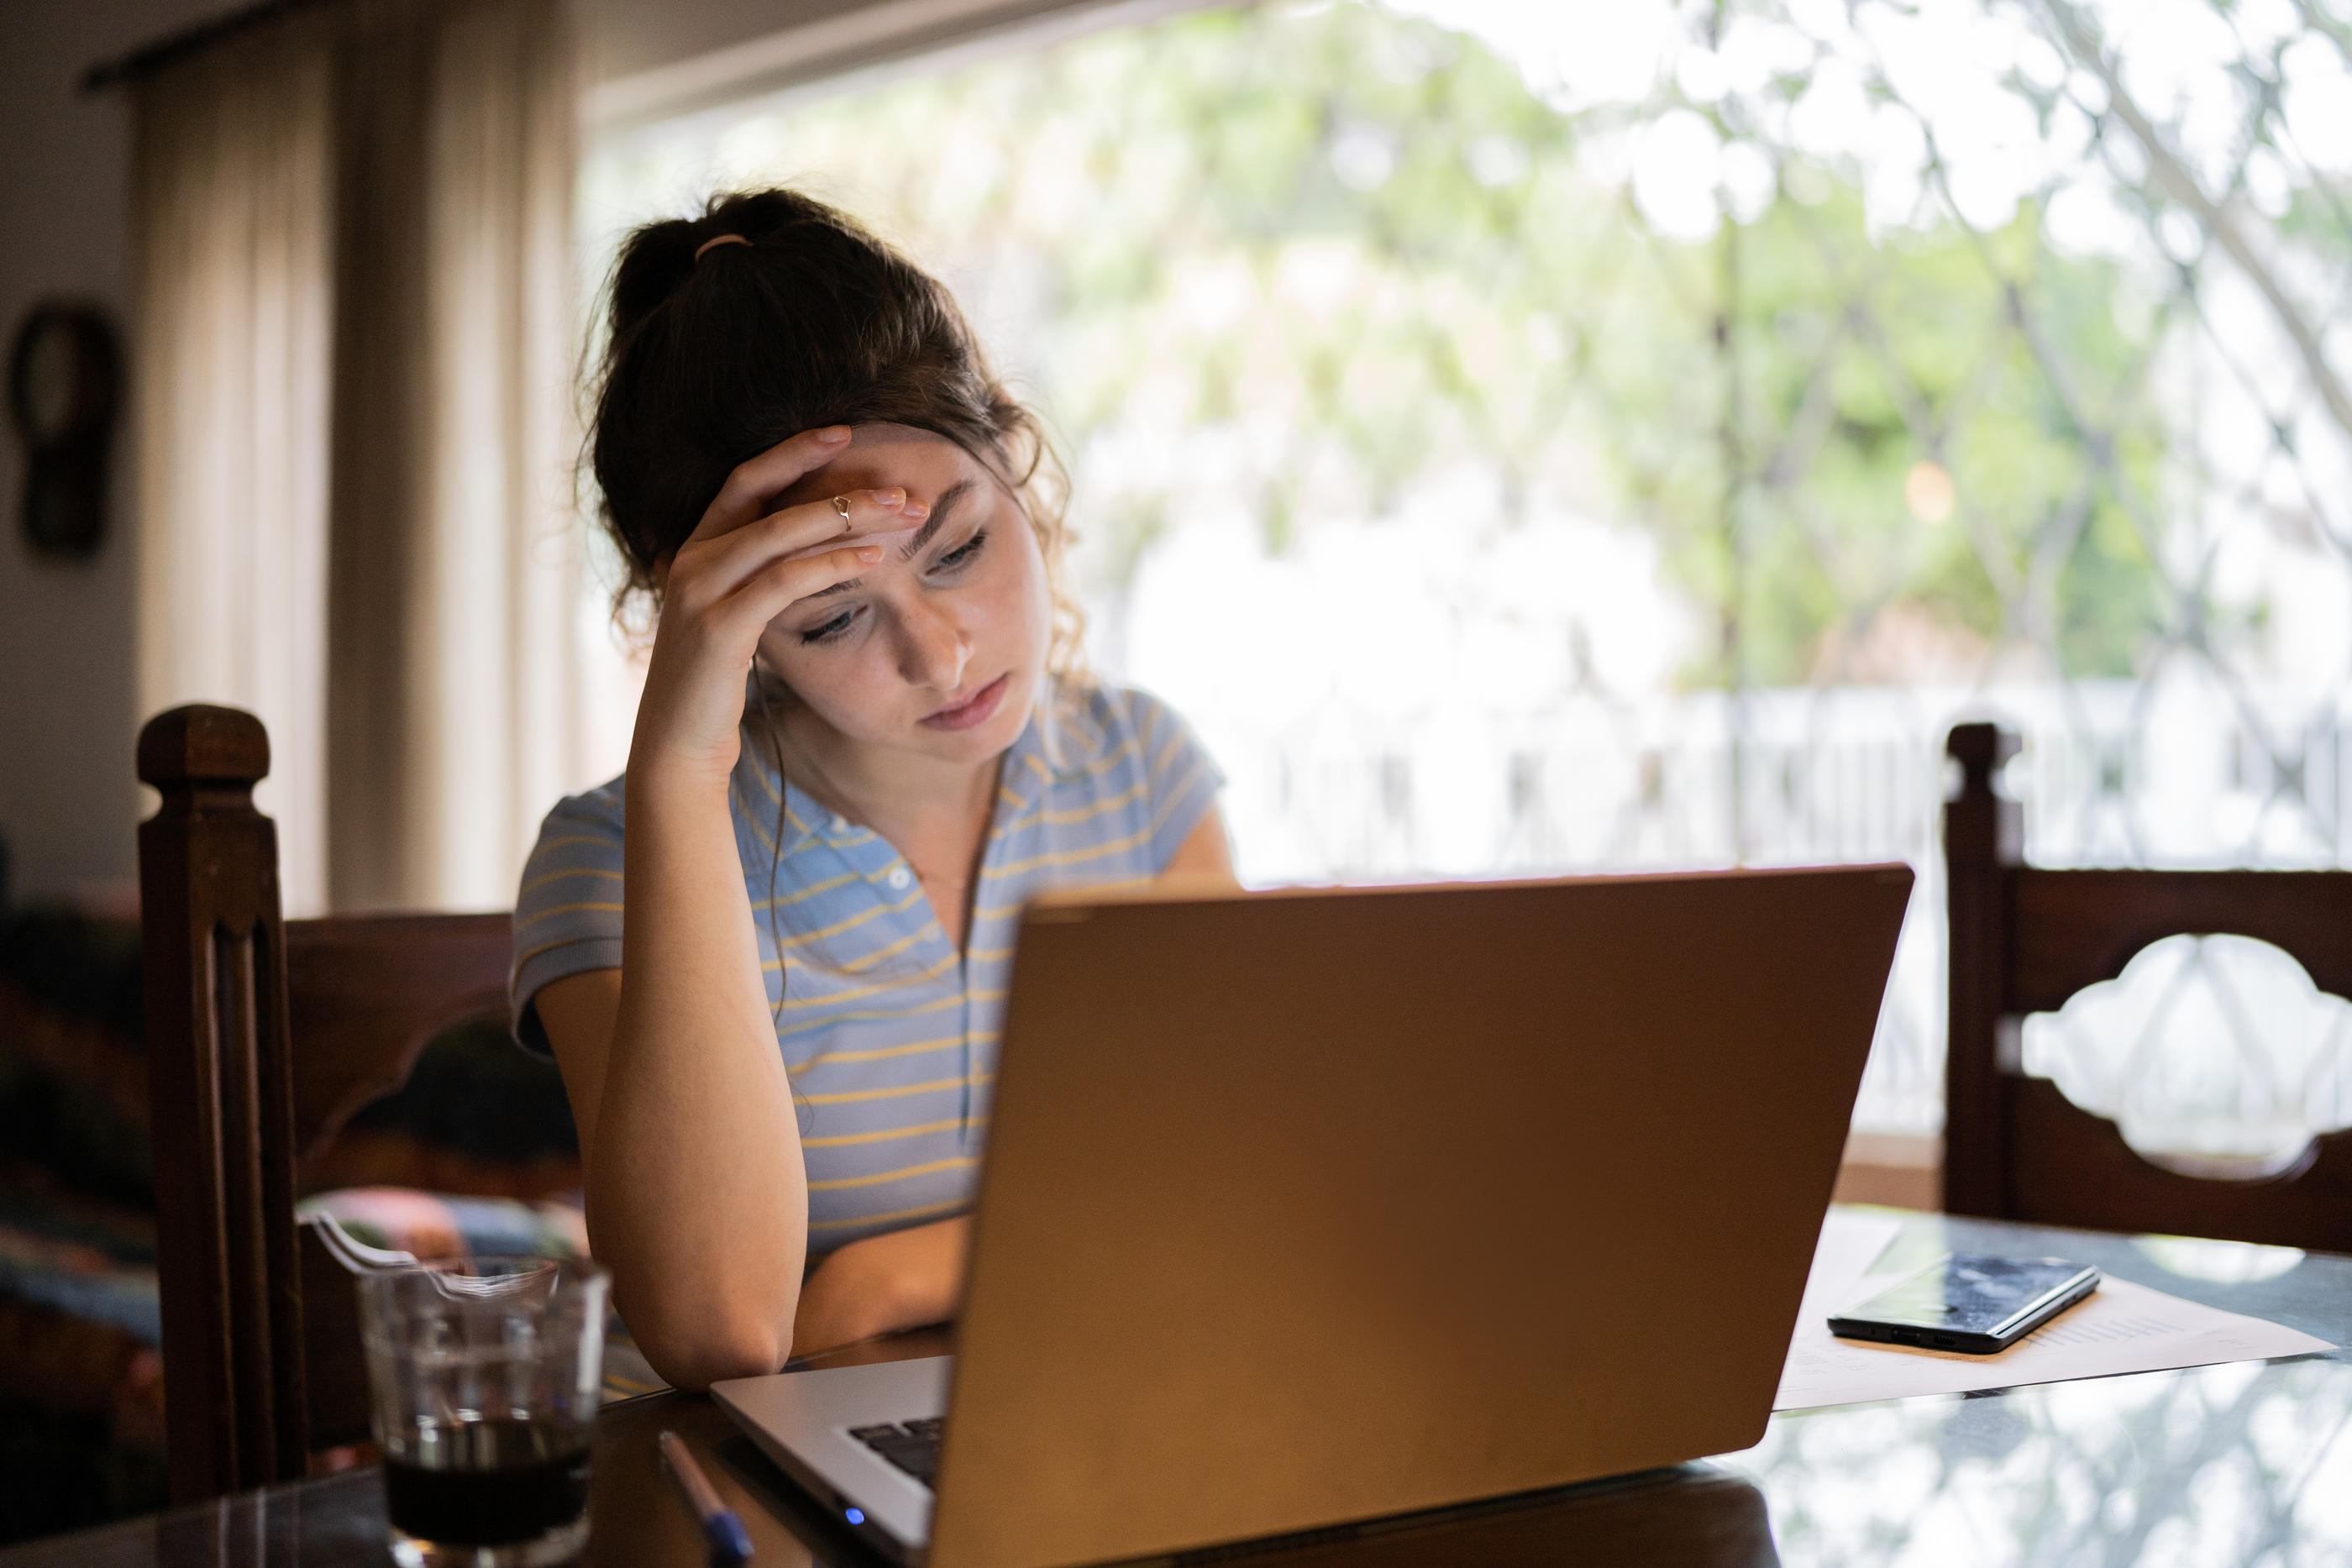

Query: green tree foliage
[630,0,2232,689]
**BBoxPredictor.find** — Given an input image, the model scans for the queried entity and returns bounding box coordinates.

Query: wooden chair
[1944,721,2352,1251]
[137,704,514,1503]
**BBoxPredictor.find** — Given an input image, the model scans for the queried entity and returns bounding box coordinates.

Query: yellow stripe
[776,884,926,948]
[731,779,778,855]
[777,989,966,1041]
[1041,779,1147,824]
[755,870,859,911]
[810,1198,967,1231]
[794,1034,969,1073]
[744,762,816,839]
[799,1072,991,1106]
[517,899,624,927]
[516,935,616,968]
[1146,767,1209,834]
[807,1156,974,1193]
[970,873,1149,924]
[777,952,959,1009]
[833,925,935,974]
[1084,737,1143,778]
[992,780,1150,841]
[803,1116,988,1149]
[533,835,617,855]
[521,867,622,894]
[751,765,869,847]
[1148,731,1185,779]
[982,826,1152,880]
[977,726,1137,821]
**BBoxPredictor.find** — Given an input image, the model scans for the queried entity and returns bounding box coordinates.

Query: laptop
[715,865,1912,1568]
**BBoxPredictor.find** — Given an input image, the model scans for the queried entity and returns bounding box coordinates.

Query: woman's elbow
[615,1270,798,1390]
[638,1311,794,1392]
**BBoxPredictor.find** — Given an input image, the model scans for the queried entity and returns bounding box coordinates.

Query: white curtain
[414,0,582,911]
[133,17,338,915]
[133,0,581,916]
[328,0,582,911]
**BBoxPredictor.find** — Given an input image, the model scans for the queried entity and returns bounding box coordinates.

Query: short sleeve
[510,781,627,1056]
[1123,688,1224,869]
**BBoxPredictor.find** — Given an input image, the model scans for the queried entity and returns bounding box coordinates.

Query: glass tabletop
[1717,1212,2351,1567]
[7,1210,2343,1568]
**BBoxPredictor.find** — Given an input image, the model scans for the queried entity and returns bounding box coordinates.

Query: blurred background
[2,0,2349,1544]
[577,0,2352,1151]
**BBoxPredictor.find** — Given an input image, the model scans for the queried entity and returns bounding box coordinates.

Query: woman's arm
[794,1217,973,1354]
[538,427,927,1389]
[1159,802,1237,884]
[781,804,1239,1355]
[540,969,969,1361]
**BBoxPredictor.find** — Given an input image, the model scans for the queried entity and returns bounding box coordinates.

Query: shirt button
[830,814,850,833]
[887,866,912,890]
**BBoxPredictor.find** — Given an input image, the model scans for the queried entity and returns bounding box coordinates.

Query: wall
[0,0,1121,910]
[0,0,228,910]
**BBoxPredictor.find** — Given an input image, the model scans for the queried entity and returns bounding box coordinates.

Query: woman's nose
[900,602,971,691]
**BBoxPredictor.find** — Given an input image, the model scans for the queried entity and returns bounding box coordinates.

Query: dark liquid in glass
[383,1418,590,1546]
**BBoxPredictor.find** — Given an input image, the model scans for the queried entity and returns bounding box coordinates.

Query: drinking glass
[358,1256,609,1567]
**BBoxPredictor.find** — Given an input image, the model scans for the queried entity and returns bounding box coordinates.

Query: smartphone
[1827,1254,2101,1354]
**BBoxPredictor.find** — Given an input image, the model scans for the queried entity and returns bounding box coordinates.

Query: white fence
[1184,677,2352,1137]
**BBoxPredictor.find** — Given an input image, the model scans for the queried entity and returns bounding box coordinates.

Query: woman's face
[755,426,1051,771]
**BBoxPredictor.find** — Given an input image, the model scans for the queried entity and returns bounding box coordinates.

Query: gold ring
[832,495,852,524]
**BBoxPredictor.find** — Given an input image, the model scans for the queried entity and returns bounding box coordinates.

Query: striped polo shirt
[510,680,1221,1251]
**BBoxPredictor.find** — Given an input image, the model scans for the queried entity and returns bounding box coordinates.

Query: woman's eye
[801,607,858,644]
[932,529,988,572]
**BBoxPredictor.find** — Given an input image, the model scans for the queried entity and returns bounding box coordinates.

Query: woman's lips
[921,672,1010,732]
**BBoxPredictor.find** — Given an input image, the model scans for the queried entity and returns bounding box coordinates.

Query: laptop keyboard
[850,1417,942,1487]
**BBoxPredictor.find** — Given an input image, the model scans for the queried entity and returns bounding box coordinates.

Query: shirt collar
[1002,679,1106,811]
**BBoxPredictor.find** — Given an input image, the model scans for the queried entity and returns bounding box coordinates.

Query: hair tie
[694,233,751,261]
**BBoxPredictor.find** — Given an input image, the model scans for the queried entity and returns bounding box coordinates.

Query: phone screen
[1842,1255,2095,1337]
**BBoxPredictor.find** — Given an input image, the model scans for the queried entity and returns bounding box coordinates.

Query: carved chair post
[1942,721,2019,1219]
[1941,721,2352,1251]
[137,705,309,1502]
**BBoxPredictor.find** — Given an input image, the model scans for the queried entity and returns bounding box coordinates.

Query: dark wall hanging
[8,303,123,560]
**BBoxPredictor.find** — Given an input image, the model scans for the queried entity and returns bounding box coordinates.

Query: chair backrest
[136,704,512,1503]
[1943,721,2352,1251]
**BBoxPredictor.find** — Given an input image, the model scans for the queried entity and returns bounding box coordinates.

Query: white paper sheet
[1772,1210,2336,1411]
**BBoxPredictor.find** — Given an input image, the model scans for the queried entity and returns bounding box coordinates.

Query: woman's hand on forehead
[680,427,932,583]
[774,522,920,566]
[769,426,978,565]
[634,426,932,778]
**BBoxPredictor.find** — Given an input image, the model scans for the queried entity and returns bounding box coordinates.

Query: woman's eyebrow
[898,478,975,560]
[798,476,982,601]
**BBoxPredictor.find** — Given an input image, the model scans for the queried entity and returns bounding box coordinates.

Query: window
[582,0,2352,1140]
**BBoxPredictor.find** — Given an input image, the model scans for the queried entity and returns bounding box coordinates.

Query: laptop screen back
[932,865,1912,1568]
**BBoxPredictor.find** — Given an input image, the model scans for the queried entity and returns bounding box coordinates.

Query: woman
[512,191,1232,1390]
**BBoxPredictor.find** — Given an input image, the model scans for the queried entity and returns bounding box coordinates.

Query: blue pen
[659,1429,755,1565]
